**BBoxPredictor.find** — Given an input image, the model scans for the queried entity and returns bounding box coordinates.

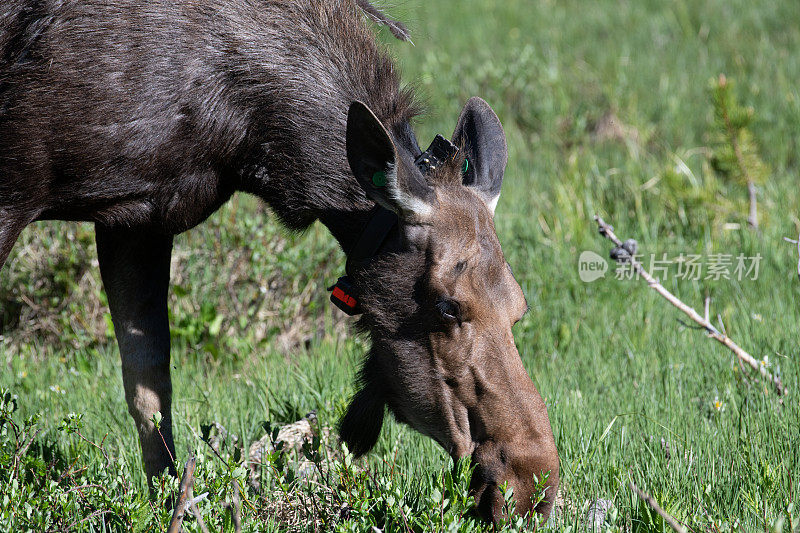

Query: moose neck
[238,116,416,255]
[216,0,421,254]
[238,99,420,254]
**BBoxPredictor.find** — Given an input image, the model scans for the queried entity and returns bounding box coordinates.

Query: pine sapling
[709,74,769,229]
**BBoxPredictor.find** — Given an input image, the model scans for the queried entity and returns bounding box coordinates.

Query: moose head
[340,97,559,521]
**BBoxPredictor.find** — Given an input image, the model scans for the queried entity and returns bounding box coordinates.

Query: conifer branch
[710,74,769,229]
[717,75,757,228]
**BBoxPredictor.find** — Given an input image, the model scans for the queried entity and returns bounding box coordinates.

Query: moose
[0,0,559,521]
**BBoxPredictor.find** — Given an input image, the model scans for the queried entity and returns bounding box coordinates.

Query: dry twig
[64,510,112,531]
[232,479,243,533]
[191,501,212,533]
[629,481,686,533]
[594,215,787,396]
[784,231,800,282]
[167,455,196,533]
[12,429,40,479]
[747,181,758,229]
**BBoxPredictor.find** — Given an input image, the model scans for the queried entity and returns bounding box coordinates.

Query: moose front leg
[95,225,177,483]
[0,209,33,269]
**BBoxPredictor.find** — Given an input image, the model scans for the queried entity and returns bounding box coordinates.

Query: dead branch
[64,483,109,495]
[784,231,800,281]
[167,455,196,533]
[184,489,210,532]
[232,479,243,533]
[64,510,112,531]
[747,181,758,230]
[594,215,787,396]
[12,429,40,479]
[629,481,686,533]
[190,501,211,533]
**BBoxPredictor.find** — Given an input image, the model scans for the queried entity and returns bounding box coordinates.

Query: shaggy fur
[0,0,418,245]
[0,0,558,522]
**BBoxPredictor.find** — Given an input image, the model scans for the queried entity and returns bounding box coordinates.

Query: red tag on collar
[329,276,362,315]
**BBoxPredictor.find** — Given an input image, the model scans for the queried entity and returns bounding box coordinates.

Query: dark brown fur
[1,0,414,241]
[0,0,558,522]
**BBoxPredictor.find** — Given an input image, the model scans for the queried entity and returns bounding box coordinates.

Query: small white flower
[713,396,724,412]
[761,356,769,367]
[49,385,66,395]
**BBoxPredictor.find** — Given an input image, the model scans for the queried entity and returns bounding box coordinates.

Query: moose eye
[436,298,461,323]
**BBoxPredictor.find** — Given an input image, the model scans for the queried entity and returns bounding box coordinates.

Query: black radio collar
[329,134,459,316]
[329,206,397,315]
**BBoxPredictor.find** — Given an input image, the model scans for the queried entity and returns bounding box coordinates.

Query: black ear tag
[328,276,362,315]
[415,134,459,174]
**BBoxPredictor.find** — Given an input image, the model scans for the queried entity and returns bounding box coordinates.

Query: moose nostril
[444,377,458,388]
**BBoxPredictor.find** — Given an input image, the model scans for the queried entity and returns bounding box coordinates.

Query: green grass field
[2,0,799,530]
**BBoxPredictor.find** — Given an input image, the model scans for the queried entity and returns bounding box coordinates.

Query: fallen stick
[629,481,686,533]
[191,500,212,533]
[232,479,243,533]
[167,455,196,533]
[184,491,209,509]
[784,231,800,282]
[594,215,787,396]
[181,491,211,533]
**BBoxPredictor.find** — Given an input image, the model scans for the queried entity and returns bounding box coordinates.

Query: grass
[2,0,800,530]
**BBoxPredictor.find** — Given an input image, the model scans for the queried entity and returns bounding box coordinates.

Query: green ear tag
[462,159,469,173]
[372,171,387,187]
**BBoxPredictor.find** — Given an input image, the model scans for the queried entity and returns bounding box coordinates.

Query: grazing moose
[0,0,559,521]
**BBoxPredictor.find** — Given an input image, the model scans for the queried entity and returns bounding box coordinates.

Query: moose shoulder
[0,0,559,522]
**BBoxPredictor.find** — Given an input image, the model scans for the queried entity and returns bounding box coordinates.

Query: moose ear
[339,383,386,457]
[347,101,432,221]
[451,97,508,215]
